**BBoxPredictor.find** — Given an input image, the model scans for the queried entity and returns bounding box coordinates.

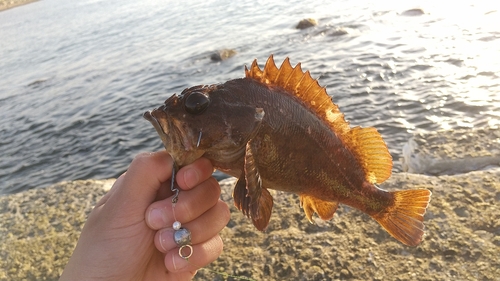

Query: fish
[143,55,432,246]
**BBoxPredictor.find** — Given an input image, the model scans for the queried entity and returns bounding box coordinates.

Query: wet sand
[0,0,38,12]
[1,168,498,280]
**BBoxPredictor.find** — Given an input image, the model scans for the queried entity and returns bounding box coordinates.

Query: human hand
[60,151,230,281]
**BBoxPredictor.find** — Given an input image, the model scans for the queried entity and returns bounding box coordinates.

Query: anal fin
[232,142,273,231]
[300,194,339,223]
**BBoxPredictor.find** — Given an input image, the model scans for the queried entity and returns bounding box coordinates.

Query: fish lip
[143,107,197,155]
[143,110,168,137]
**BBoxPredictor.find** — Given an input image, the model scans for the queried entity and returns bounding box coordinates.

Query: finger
[155,180,174,201]
[154,200,230,253]
[105,151,173,213]
[167,271,197,281]
[94,173,125,208]
[146,177,221,230]
[165,235,224,273]
[176,158,214,191]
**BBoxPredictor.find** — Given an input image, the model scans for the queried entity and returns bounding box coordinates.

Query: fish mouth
[143,105,204,166]
[143,109,169,144]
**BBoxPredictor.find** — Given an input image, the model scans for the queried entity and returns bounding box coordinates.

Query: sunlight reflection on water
[0,0,499,193]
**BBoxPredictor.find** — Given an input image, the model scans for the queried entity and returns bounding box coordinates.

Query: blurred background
[1,0,499,194]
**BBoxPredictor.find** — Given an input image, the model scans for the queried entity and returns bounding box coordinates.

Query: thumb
[104,151,174,216]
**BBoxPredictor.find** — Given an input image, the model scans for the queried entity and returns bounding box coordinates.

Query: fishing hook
[171,163,179,203]
[196,131,202,148]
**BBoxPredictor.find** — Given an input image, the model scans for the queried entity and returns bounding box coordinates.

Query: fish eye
[184,92,210,115]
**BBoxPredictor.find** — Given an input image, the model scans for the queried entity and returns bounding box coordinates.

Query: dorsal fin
[245,55,392,184]
[347,127,393,183]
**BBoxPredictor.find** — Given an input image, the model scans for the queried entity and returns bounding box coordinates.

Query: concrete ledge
[1,170,499,280]
[402,127,500,175]
[0,179,113,280]
[0,0,39,12]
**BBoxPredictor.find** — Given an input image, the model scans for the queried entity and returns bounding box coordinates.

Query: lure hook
[171,163,179,203]
[196,131,202,148]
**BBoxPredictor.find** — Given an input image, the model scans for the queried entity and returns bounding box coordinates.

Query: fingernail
[148,208,167,229]
[159,229,169,252]
[183,168,199,189]
[172,252,178,271]
[172,252,188,271]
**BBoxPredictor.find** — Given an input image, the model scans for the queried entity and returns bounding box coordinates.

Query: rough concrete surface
[402,127,500,175]
[1,169,498,280]
[0,0,38,11]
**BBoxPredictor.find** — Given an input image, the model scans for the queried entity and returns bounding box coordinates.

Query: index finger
[176,158,214,191]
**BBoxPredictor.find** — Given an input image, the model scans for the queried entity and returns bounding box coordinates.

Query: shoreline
[0,0,38,12]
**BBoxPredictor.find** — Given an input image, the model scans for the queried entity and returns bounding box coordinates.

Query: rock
[210,49,237,62]
[339,268,352,278]
[326,27,348,37]
[402,127,500,175]
[401,8,426,16]
[296,18,317,29]
[27,78,49,88]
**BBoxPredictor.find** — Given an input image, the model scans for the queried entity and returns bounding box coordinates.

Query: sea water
[0,0,499,194]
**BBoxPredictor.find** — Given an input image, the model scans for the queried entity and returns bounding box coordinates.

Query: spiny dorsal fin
[245,55,392,184]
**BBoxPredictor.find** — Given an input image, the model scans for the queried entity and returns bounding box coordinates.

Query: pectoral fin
[233,142,273,231]
[300,194,339,223]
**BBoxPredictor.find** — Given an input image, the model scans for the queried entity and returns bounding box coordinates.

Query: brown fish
[143,55,432,246]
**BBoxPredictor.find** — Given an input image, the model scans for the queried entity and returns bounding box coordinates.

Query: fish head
[143,84,264,167]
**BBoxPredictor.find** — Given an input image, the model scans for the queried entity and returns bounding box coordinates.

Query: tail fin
[372,189,431,246]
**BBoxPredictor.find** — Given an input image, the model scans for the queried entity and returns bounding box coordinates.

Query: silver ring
[173,227,191,246]
[179,245,193,259]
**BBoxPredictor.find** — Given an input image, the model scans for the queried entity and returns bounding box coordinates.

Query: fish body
[144,56,431,246]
